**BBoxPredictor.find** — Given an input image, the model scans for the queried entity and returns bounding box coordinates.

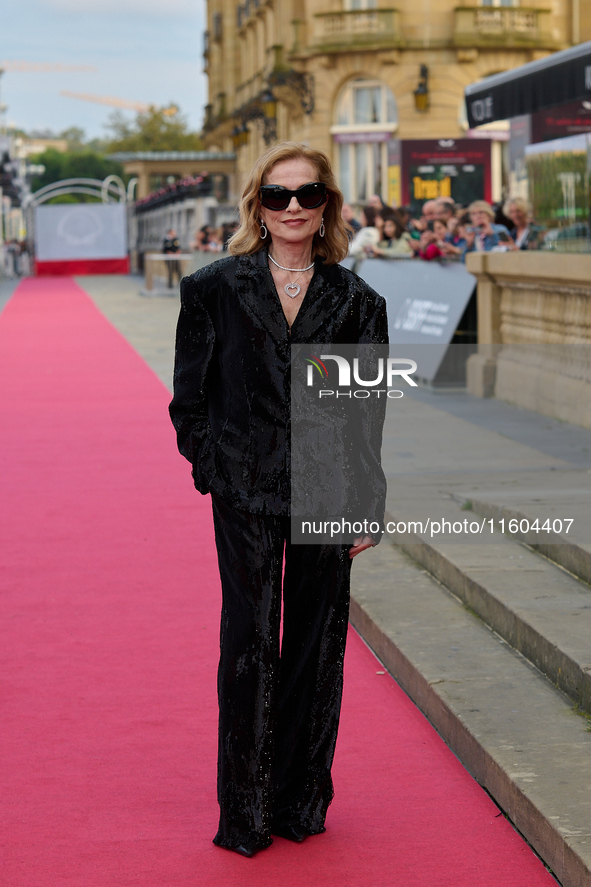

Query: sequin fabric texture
[169,248,389,854]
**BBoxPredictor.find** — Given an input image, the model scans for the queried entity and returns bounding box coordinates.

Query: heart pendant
[284,283,301,298]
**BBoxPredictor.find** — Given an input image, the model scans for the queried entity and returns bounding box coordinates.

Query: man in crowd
[163,228,181,289]
[342,203,361,238]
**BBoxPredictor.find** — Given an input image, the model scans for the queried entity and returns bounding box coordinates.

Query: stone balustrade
[454,6,556,49]
[311,8,401,51]
[465,252,591,428]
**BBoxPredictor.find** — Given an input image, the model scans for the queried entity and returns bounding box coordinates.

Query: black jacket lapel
[291,261,351,342]
[234,250,289,342]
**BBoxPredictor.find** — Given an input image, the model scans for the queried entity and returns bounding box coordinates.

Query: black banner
[465,41,591,128]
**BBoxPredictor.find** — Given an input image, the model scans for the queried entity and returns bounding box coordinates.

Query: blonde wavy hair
[468,200,495,219]
[228,141,349,264]
[505,196,531,218]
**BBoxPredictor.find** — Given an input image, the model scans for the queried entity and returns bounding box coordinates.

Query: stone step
[383,493,591,718]
[350,538,591,887]
[452,492,591,588]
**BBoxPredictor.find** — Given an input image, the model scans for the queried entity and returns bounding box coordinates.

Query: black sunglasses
[259,182,328,211]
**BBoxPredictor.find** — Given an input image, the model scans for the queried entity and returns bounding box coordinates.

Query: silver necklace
[268,253,314,298]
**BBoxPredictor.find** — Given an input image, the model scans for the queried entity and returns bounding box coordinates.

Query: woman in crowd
[192,224,223,252]
[347,205,381,257]
[506,197,540,250]
[465,200,513,252]
[370,213,413,258]
[169,141,388,859]
[416,220,444,261]
[437,213,471,261]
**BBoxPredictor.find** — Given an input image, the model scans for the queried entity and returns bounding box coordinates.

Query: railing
[212,12,223,42]
[454,7,555,48]
[237,0,263,29]
[135,180,214,213]
[311,9,401,51]
[235,73,265,109]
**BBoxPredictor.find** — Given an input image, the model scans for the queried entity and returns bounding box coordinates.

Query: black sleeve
[168,274,217,494]
[358,293,389,346]
[357,293,389,542]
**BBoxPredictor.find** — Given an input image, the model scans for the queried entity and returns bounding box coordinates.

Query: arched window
[332,78,398,204]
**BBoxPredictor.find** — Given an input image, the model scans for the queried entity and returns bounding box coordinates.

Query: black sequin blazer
[169,249,388,515]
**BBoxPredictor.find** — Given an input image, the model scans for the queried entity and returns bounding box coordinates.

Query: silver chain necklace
[268,253,314,298]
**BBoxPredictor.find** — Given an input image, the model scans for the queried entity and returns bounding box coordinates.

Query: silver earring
[319,217,325,238]
[260,221,268,239]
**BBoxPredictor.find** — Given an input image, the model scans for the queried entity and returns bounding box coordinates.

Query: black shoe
[273,822,325,843]
[233,840,268,858]
[213,835,273,858]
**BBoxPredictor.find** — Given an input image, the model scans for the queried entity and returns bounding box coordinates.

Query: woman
[437,212,471,261]
[465,200,513,252]
[430,218,451,258]
[169,142,388,858]
[191,224,221,252]
[347,205,381,257]
[506,197,540,250]
[415,220,443,261]
[369,213,413,258]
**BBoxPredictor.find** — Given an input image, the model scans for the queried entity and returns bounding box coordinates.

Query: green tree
[104,105,204,152]
[29,148,124,200]
[43,193,83,204]
[30,148,63,191]
[59,127,87,152]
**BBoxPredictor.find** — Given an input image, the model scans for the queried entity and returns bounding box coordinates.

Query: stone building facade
[202,0,590,205]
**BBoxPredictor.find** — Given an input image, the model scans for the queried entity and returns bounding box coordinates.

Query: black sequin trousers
[210,493,353,851]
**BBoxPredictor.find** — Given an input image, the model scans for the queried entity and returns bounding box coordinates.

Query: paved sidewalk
[0,277,20,314]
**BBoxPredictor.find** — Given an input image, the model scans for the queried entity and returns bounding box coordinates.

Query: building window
[336,79,397,128]
[333,78,397,204]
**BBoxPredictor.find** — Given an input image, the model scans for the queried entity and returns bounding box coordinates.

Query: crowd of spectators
[184,195,540,265]
[2,240,31,277]
[190,220,240,253]
[343,194,541,263]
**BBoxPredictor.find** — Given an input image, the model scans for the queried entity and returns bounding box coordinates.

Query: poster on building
[531,101,591,143]
[387,138,401,208]
[401,139,492,214]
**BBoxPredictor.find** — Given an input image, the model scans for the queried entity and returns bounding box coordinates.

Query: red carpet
[0,277,555,886]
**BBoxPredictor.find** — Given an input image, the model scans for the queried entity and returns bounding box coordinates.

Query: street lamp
[261,88,277,121]
[260,89,277,145]
[238,123,249,147]
[232,88,278,151]
[414,65,430,113]
[232,122,249,149]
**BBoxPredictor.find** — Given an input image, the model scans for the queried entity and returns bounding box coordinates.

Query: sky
[2,0,207,140]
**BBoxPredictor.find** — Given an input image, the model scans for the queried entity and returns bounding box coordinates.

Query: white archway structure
[23,176,127,210]
[23,176,129,255]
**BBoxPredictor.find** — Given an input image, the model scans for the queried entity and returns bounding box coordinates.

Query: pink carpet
[0,277,555,886]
